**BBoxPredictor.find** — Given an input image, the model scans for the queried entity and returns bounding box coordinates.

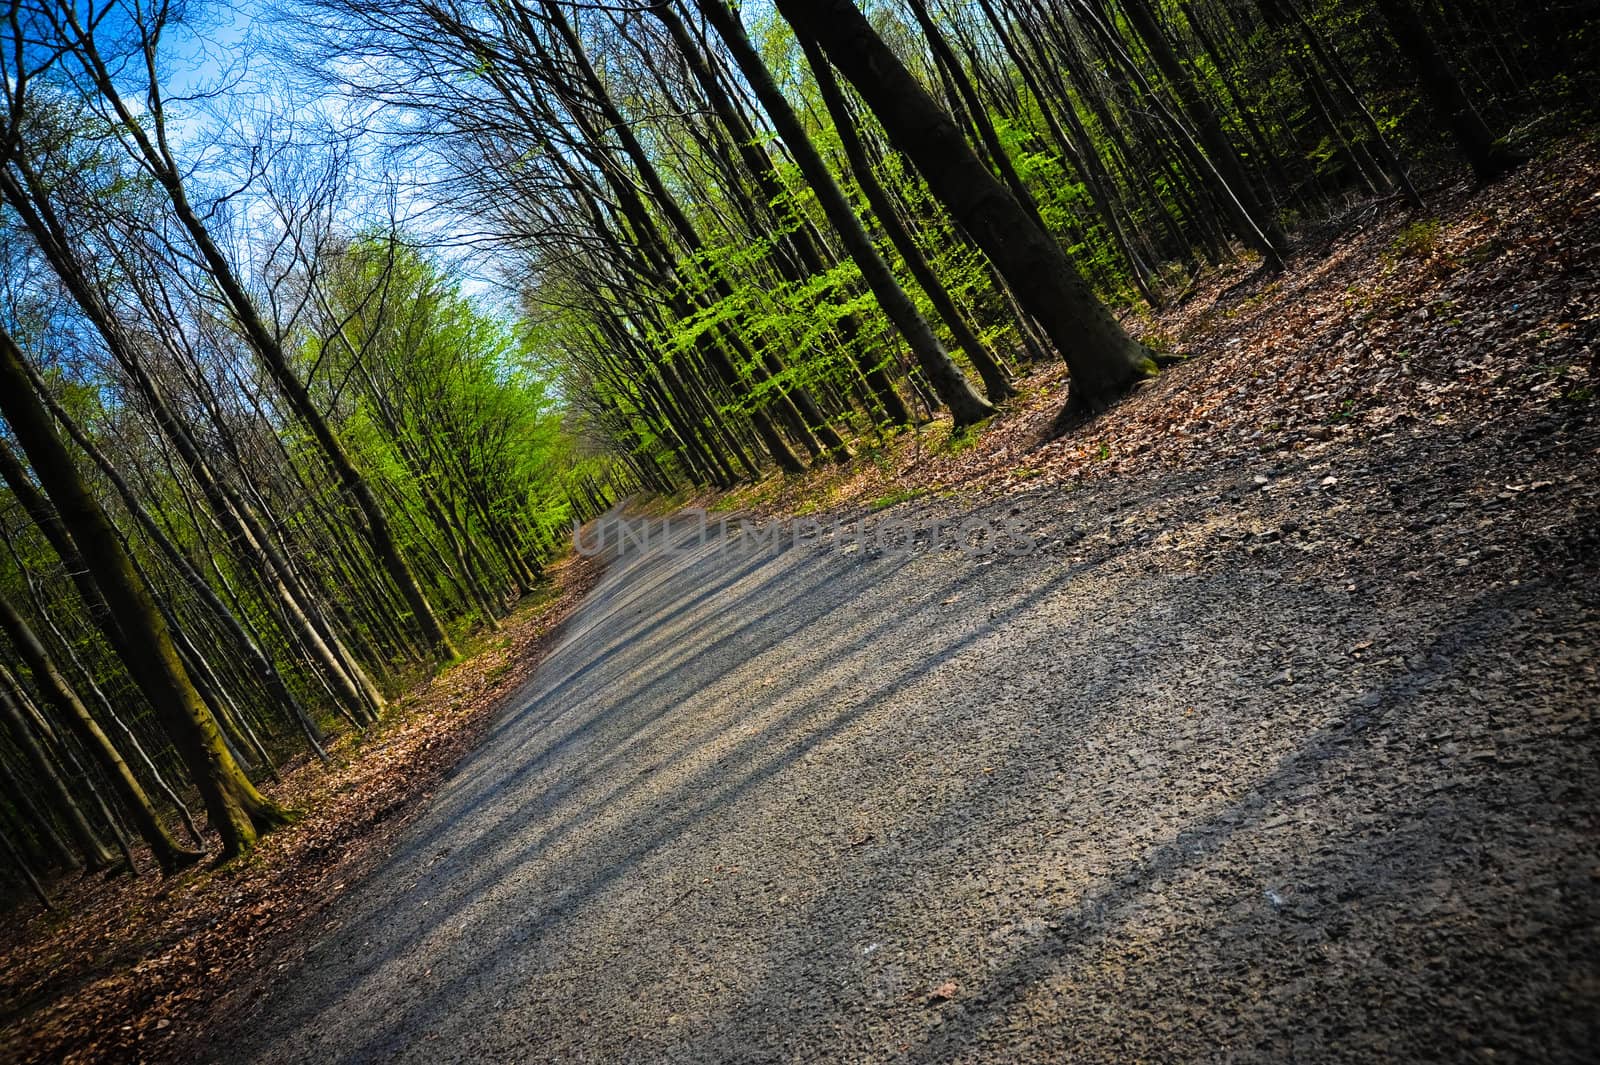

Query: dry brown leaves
[0,551,603,1065]
[699,136,1598,521]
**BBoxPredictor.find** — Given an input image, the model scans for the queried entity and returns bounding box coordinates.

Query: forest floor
[204,139,1593,1062]
[0,553,604,1064]
[4,137,1598,1062]
[682,136,1599,525]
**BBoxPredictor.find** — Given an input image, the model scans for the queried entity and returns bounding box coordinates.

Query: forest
[1,0,1597,1059]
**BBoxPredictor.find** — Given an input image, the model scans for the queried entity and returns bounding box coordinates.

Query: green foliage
[868,486,926,510]
[941,425,982,455]
[297,238,601,616]
[1389,219,1442,260]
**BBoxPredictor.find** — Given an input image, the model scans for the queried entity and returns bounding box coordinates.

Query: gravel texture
[228,416,1599,1064]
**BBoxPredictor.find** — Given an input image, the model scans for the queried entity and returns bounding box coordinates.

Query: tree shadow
[678,580,1596,1063]
[230,488,1597,1064]
[230,504,1126,1061]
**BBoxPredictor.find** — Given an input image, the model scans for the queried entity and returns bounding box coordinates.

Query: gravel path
[231,419,1599,1063]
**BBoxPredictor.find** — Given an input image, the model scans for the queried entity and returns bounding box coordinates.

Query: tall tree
[1371,0,1523,182]
[801,35,1016,403]
[0,673,117,872]
[691,0,996,425]
[0,325,293,860]
[0,592,203,872]
[32,0,459,660]
[768,0,1157,424]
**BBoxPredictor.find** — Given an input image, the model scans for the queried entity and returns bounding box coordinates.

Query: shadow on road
[231,480,1600,1064]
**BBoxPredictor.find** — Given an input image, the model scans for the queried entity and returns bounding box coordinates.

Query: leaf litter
[694,136,1598,531]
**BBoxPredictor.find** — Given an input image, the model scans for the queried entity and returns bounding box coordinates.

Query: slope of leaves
[691,135,1598,519]
[0,552,603,1065]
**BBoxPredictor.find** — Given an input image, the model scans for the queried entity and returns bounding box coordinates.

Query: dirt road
[230,418,1599,1063]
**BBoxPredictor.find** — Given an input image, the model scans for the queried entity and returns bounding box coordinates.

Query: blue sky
[162,0,261,97]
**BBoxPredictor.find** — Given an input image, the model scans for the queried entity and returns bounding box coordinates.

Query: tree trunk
[0,754,79,871]
[657,1,914,426]
[772,0,1155,421]
[28,372,331,759]
[0,326,292,860]
[1119,0,1289,260]
[804,39,1015,403]
[0,823,55,910]
[696,0,996,427]
[1371,0,1521,182]
[0,677,116,871]
[0,596,203,872]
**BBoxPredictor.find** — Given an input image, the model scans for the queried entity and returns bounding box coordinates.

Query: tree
[691,0,996,425]
[0,325,293,860]
[768,0,1158,424]
[1371,0,1523,182]
[29,0,459,660]
[0,667,118,872]
[0,567,203,871]
[801,34,1016,403]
